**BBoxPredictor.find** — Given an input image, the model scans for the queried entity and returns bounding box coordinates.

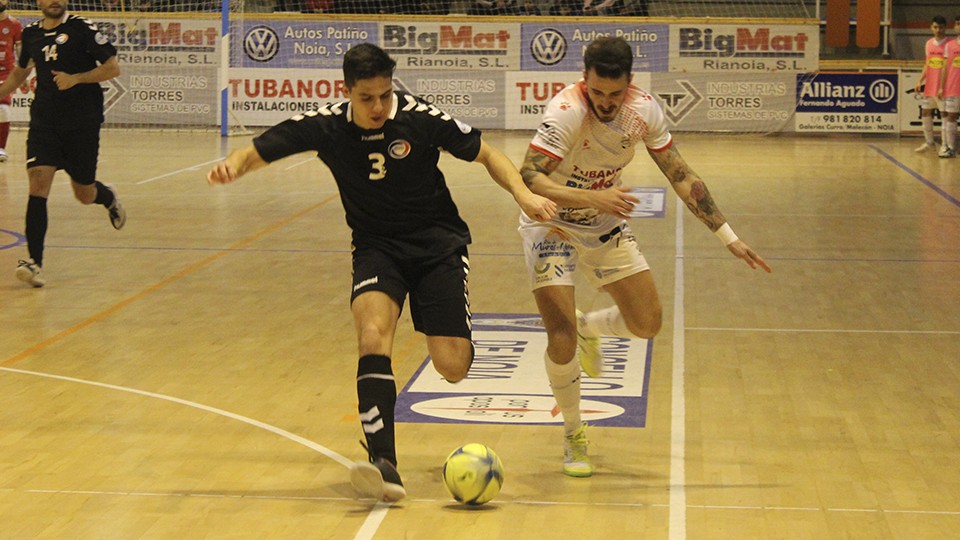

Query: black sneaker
[350,456,406,502]
[106,185,126,230]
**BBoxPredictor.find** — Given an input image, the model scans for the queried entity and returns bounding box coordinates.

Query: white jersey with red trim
[527,80,672,226]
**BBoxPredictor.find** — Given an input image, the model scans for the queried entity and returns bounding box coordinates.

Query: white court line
[14,488,960,518]
[283,156,317,170]
[0,366,353,467]
[688,327,960,335]
[354,502,392,540]
[0,366,395,540]
[24,489,357,502]
[669,197,687,540]
[136,158,224,185]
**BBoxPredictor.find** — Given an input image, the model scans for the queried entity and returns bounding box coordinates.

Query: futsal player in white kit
[518,36,772,477]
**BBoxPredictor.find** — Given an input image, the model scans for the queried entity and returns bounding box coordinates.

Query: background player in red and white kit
[915,15,949,153]
[207,43,556,503]
[519,37,771,477]
[937,15,960,158]
[0,0,22,162]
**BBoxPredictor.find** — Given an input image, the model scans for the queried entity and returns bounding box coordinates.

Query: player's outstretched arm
[519,146,637,217]
[474,140,557,222]
[207,145,269,185]
[0,65,31,100]
[724,238,772,272]
[649,145,772,273]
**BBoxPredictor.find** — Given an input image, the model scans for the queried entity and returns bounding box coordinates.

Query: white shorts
[519,214,650,290]
[919,95,946,111]
[943,96,960,114]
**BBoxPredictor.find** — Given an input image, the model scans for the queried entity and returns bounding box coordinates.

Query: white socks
[946,120,957,150]
[579,305,633,338]
[544,351,582,435]
[923,116,934,144]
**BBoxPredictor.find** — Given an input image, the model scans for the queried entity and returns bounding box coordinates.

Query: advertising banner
[11,16,219,126]
[236,20,376,68]
[899,69,933,135]
[393,70,505,129]
[504,71,651,130]
[396,314,653,428]
[795,72,898,133]
[520,23,669,72]
[652,72,796,132]
[229,68,507,129]
[670,23,819,73]
[6,15,828,134]
[379,21,520,71]
[228,68,344,126]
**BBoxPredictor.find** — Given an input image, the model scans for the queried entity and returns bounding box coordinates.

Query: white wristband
[715,223,739,245]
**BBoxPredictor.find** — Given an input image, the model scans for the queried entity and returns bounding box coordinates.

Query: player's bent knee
[432,350,474,382]
[627,309,662,339]
[436,361,470,383]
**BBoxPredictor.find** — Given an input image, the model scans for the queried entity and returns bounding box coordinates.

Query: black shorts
[351,245,472,339]
[26,123,102,185]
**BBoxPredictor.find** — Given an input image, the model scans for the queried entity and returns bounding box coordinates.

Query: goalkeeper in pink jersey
[915,15,949,153]
[518,37,771,477]
[938,16,960,158]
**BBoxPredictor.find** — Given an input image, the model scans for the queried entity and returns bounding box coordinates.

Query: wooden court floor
[1,129,958,539]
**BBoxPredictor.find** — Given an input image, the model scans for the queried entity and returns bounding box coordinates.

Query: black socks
[93,181,115,208]
[25,195,48,266]
[357,354,397,465]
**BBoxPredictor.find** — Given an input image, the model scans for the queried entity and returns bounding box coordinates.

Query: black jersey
[19,14,117,126]
[254,91,482,259]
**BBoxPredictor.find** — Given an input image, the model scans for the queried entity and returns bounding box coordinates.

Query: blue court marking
[396,313,654,428]
[0,229,25,250]
[32,244,957,264]
[870,144,960,210]
[39,244,352,254]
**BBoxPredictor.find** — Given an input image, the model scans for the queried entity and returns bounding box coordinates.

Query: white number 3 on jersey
[368,153,386,180]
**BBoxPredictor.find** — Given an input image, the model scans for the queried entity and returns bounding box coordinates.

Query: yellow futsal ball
[442,443,504,505]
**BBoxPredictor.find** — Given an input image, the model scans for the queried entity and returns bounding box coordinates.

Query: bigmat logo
[381,23,517,70]
[396,314,652,427]
[679,27,809,57]
[672,24,818,72]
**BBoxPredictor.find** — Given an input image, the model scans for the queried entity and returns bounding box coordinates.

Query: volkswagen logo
[244,26,280,62]
[531,29,566,66]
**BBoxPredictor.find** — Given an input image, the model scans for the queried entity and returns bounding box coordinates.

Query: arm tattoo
[651,146,688,185]
[651,146,726,231]
[686,180,726,232]
[520,148,559,187]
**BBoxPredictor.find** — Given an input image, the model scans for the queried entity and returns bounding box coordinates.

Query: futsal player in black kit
[0,0,126,288]
[207,43,556,502]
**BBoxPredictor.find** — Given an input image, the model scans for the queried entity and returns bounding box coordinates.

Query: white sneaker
[938,146,955,158]
[0,149,7,162]
[15,259,45,288]
[563,423,593,477]
[576,309,603,378]
[106,185,126,230]
[915,142,936,152]
[349,457,406,502]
